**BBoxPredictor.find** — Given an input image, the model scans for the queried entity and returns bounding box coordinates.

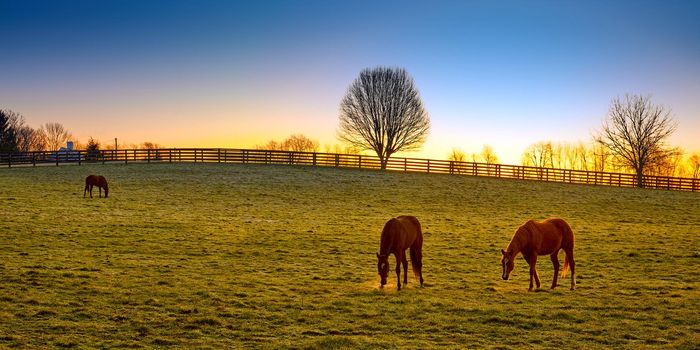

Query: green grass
[0,163,698,349]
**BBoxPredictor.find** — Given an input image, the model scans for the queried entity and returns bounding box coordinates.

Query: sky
[1,0,699,164]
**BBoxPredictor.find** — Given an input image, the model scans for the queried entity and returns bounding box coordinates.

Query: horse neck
[379,231,394,256]
[507,231,524,256]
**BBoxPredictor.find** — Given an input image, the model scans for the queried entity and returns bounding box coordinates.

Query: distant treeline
[0,109,162,153]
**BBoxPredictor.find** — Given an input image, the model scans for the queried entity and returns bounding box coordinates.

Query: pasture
[0,163,698,349]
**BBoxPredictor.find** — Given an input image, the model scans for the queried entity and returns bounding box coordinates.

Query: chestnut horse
[377,216,424,290]
[84,175,109,198]
[501,218,575,291]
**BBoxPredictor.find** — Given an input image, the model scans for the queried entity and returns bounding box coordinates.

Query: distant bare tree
[448,148,466,162]
[522,141,553,168]
[591,143,611,172]
[141,142,162,150]
[551,142,564,169]
[688,153,700,179]
[256,134,319,152]
[647,147,684,177]
[282,134,319,152]
[338,66,430,169]
[16,126,47,152]
[480,144,499,164]
[41,122,72,151]
[256,140,280,151]
[596,94,677,187]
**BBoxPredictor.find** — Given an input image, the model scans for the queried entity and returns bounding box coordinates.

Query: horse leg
[395,253,402,291]
[402,252,408,285]
[83,184,88,198]
[527,254,540,291]
[99,186,102,198]
[567,249,576,290]
[89,185,93,198]
[550,251,560,289]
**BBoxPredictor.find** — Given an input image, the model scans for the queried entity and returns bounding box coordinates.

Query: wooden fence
[0,148,698,192]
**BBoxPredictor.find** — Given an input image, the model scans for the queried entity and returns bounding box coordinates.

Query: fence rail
[1,148,697,192]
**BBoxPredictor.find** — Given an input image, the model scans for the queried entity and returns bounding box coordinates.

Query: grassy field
[0,163,698,349]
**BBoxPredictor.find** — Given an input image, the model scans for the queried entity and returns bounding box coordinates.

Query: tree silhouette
[41,122,72,151]
[596,94,676,187]
[0,109,19,152]
[480,144,499,164]
[338,67,430,170]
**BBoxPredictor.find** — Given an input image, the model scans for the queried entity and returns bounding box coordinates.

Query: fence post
[427,159,430,173]
[32,153,36,167]
[404,158,407,172]
[218,149,221,163]
[147,149,151,163]
[124,150,128,164]
[56,153,59,166]
[169,149,172,163]
[313,152,317,166]
[335,154,339,167]
[449,161,454,175]
[358,155,362,169]
[8,153,11,168]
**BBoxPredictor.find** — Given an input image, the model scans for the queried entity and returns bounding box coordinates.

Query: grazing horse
[377,215,424,290]
[84,175,109,198]
[501,218,575,291]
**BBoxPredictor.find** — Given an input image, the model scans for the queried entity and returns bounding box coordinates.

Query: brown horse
[84,175,109,198]
[501,218,575,291]
[377,216,424,290]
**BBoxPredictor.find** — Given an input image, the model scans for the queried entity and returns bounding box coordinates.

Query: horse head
[501,249,514,280]
[376,253,389,287]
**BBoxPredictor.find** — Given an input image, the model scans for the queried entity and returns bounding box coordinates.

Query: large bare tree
[596,94,676,187]
[338,67,430,169]
[41,122,72,151]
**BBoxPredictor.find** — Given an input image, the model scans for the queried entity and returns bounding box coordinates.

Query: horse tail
[410,246,422,279]
[561,257,570,278]
[553,218,575,278]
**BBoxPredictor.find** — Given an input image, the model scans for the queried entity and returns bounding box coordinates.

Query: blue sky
[1,0,699,163]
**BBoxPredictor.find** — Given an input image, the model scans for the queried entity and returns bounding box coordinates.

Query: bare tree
[591,143,611,172]
[688,153,700,179]
[338,67,430,169]
[256,134,319,152]
[647,147,684,177]
[16,126,47,152]
[282,134,319,152]
[480,144,499,164]
[448,148,466,162]
[256,140,280,151]
[596,94,677,187]
[521,141,553,168]
[41,122,72,151]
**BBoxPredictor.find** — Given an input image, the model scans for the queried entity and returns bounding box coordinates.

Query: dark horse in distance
[84,175,109,198]
[501,218,576,291]
[377,215,424,290]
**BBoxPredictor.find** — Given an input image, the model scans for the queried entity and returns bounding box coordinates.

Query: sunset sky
[2,0,699,164]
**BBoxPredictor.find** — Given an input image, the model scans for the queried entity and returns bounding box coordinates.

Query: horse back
[382,216,422,252]
[527,218,573,254]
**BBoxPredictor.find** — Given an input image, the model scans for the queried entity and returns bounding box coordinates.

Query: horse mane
[506,220,539,254]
